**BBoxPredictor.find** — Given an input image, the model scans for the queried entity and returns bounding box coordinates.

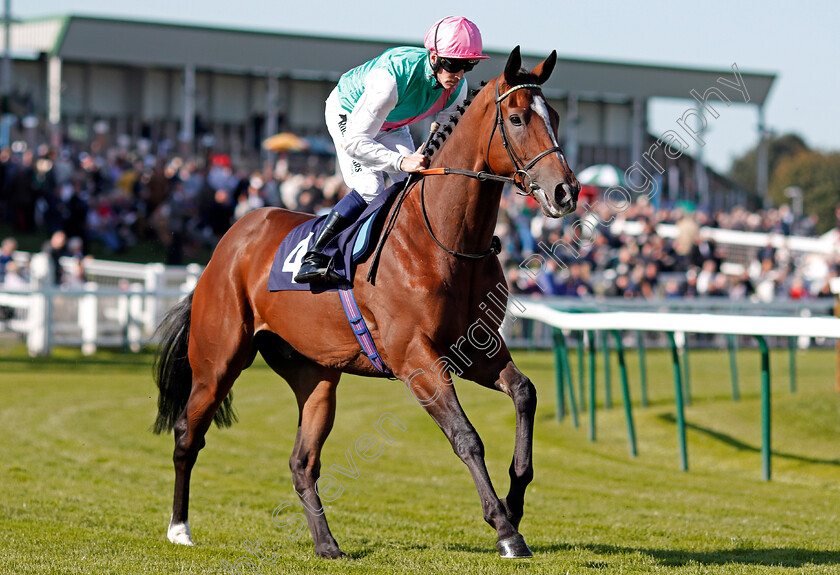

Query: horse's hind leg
[168,322,254,545]
[261,347,344,558]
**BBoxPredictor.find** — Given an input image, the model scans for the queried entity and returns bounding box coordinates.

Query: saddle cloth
[267,182,403,292]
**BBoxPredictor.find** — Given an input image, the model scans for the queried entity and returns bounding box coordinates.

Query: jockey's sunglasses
[437,57,480,73]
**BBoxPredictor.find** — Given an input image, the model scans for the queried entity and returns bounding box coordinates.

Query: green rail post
[612,330,638,457]
[682,334,692,406]
[525,318,535,351]
[601,329,612,409]
[788,336,797,393]
[577,331,585,411]
[556,330,579,428]
[637,331,648,408]
[757,335,772,481]
[551,329,566,422]
[588,330,597,442]
[728,334,740,401]
[667,332,688,472]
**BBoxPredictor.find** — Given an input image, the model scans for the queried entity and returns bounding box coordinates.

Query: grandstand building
[5,15,775,209]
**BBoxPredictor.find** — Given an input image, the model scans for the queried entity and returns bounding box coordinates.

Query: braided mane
[422,81,488,160]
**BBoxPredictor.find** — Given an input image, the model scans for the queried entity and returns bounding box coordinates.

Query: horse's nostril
[556,182,578,203]
[562,182,581,202]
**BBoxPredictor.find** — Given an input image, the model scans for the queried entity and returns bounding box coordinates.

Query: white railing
[0,254,202,356]
[4,249,837,356]
[611,220,840,257]
[510,302,840,339]
[501,295,837,350]
[507,291,840,481]
[0,285,195,356]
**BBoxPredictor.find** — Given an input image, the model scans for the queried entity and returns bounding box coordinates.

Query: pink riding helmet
[424,16,489,60]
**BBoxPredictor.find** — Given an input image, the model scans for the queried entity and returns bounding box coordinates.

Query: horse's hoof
[315,545,346,559]
[496,534,532,559]
[167,519,194,545]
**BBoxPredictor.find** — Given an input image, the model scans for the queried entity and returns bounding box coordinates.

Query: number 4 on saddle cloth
[267,182,404,293]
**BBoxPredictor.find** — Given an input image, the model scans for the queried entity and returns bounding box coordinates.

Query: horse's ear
[531,50,557,85]
[504,46,522,86]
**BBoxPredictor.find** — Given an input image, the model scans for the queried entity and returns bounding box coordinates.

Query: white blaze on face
[531,95,562,153]
[530,93,574,217]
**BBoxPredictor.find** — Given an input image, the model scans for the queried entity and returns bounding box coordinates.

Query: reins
[419,176,502,260]
[416,166,513,183]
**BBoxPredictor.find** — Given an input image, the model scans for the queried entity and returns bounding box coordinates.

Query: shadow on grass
[345,540,840,567]
[0,349,282,371]
[0,353,155,369]
[343,547,377,560]
[341,541,428,559]
[658,413,840,467]
[530,542,840,568]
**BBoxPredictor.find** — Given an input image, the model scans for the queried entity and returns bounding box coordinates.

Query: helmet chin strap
[429,53,443,89]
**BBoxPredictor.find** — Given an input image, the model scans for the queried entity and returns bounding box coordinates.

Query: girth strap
[338,286,393,376]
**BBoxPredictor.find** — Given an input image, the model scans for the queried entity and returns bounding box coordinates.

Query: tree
[728,133,809,193]
[769,151,840,234]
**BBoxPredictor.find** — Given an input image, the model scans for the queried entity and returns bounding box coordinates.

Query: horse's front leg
[402,350,532,558]
[496,361,536,531]
[464,354,536,534]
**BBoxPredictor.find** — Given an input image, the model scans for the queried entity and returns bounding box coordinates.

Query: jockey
[294,16,488,284]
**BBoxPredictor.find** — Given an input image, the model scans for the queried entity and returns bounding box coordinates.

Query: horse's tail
[152,292,237,434]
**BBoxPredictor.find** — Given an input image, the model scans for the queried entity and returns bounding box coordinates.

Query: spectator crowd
[0,141,838,304]
[499,192,840,302]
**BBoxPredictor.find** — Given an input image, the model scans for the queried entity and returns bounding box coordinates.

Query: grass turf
[1,344,839,574]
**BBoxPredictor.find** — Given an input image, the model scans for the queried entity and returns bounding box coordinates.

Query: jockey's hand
[400,152,429,173]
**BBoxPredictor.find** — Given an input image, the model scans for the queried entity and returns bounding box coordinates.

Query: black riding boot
[294,210,352,284]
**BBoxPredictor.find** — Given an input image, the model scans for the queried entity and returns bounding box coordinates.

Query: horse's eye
[509,115,523,126]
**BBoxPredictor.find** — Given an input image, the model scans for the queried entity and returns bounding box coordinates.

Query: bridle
[418,81,568,194]
[416,81,569,259]
[488,81,568,196]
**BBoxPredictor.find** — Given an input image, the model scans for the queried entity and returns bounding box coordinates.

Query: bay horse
[153,46,580,559]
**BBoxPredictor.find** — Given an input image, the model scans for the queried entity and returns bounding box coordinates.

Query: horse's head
[486,46,580,218]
